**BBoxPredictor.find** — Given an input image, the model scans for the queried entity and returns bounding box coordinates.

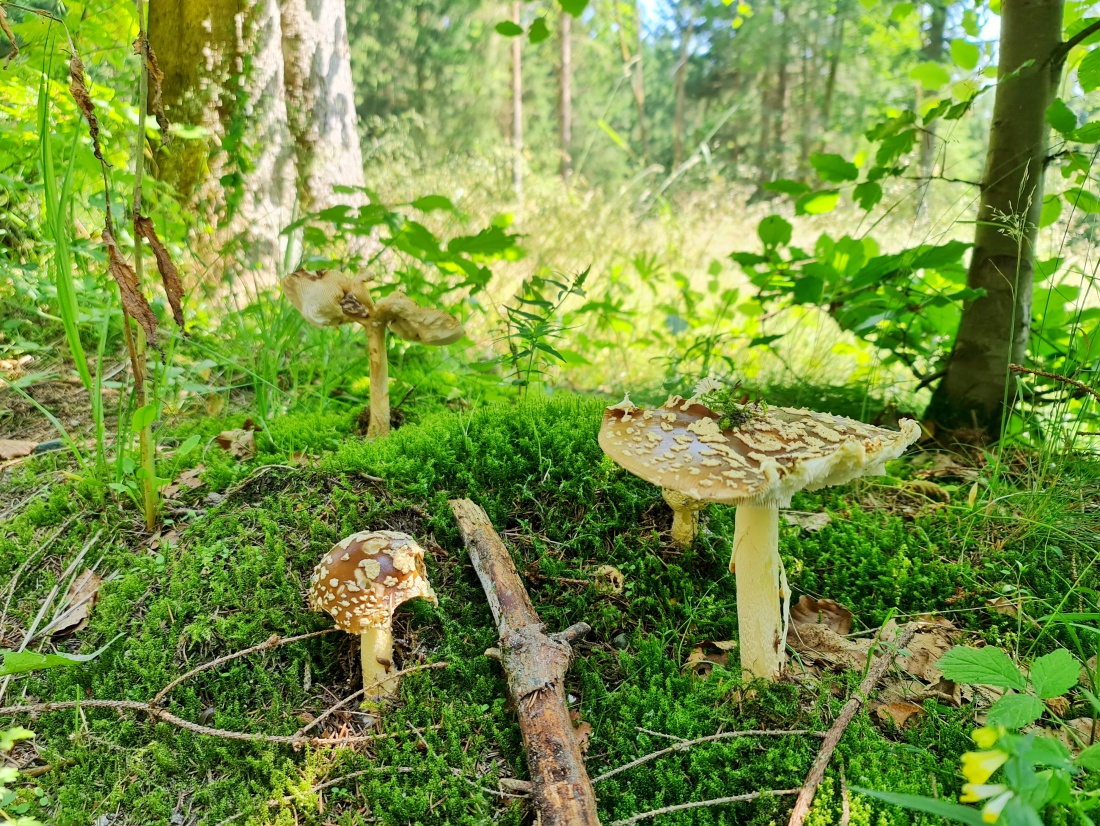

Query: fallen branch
[153,628,338,704]
[0,662,447,748]
[593,729,824,784]
[1009,364,1100,406]
[450,498,600,826]
[610,789,800,826]
[787,623,918,826]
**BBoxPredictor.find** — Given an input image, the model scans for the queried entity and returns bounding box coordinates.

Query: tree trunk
[559,11,572,181]
[280,0,367,212]
[819,15,843,142]
[511,1,524,203]
[614,0,648,158]
[918,1,947,179]
[149,0,293,275]
[796,25,814,180]
[926,0,1063,436]
[672,11,694,168]
[772,4,790,178]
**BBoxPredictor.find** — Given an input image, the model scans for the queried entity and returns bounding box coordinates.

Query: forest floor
[2,373,1099,826]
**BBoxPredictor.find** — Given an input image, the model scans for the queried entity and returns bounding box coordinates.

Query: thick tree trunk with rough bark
[926,0,1063,435]
[149,0,293,274]
[280,0,367,212]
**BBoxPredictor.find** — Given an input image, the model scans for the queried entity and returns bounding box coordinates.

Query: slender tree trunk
[149,0,293,277]
[672,11,694,168]
[614,0,648,158]
[279,0,367,212]
[819,15,843,144]
[796,25,814,180]
[918,1,947,179]
[772,4,790,178]
[559,11,572,181]
[926,0,1064,436]
[511,1,524,203]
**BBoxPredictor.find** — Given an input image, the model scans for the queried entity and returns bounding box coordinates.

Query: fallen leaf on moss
[163,465,205,499]
[592,564,624,595]
[790,595,852,635]
[215,429,256,460]
[782,511,831,532]
[901,479,951,501]
[569,709,593,754]
[875,700,924,729]
[47,569,103,638]
[684,639,737,677]
[0,439,37,460]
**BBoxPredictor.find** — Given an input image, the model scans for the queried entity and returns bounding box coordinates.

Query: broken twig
[610,789,800,826]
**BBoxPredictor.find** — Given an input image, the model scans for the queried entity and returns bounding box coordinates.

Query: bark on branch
[449,498,601,826]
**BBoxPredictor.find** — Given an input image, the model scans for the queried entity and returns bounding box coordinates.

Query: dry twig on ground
[610,789,801,826]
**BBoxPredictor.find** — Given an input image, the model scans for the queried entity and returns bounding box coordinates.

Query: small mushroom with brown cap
[598,383,920,680]
[308,530,438,699]
[282,270,464,438]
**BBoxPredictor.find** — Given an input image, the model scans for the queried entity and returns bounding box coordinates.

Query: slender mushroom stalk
[308,530,437,700]
[598,388,920,681]
[282,270,464,439]
[662,489,705,547]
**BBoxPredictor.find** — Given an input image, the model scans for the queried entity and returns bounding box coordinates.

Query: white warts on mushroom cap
[597,390,921,681]
[307,530,437,699]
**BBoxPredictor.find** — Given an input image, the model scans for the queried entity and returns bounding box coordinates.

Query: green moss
[0,393,1094,825]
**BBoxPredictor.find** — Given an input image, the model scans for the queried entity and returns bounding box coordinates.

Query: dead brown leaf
[782,511,831,532]
[134,215,184,331]
[569,709,592,754]
[68,46,106,164]
[103,225,160,352]
[684,639,737,677]
[898,620,959,683]
[592,564,624,595]
[0,6,17,65]
[163,465,205,499]
[133,36,170,142]
[787,622,874,672]
[215,429,256,460]
[790,596,852,635]
[986,597,1018,617]
[0,439,37,460]
[48,569,103,638]
[1044,697,1071,718]
[875,700,924,729]
[901,479,951,502]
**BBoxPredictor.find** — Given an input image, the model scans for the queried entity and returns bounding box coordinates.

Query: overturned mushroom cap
[308,531,438,632]
[599,394,921,507]
[282,269,374,327]
[373,291,465,345]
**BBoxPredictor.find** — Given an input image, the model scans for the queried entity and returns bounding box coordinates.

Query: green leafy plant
[0,727,45,826]
[856,645,1100,825]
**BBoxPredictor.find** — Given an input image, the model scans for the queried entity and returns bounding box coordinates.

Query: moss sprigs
[697,379,768,430]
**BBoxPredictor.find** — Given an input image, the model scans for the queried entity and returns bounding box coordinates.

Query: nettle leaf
[528,16,551,43]
[910,61,951,90]
[1046,98,1078,134]
[796,190,840,215]
[495,20,524,36]
[559,0,589,15]
[987,693,1045,728]
[950,39,980,71]
[810,153,858,182]
[938,646,1026,690]
[853,181,883,211]
[758,215,792,247]
[793,275,825,304]
[764,179,812,196]
[1029,649,1081,698]
[1079,47,1100,93]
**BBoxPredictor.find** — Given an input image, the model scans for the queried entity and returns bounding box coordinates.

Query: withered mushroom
[598,387,920,680]
[282,270,464,438]
[308,530,437,699]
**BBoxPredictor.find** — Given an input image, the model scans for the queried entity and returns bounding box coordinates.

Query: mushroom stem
[366,320,390,438]
[359,626,397,699]
[662,489,705,547]
[731,503,790,680]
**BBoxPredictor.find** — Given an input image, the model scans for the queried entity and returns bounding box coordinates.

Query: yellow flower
[971,727,1001,749]
[981,790,1013,824]
[960,783,1007,803]
[961,750,1009,785]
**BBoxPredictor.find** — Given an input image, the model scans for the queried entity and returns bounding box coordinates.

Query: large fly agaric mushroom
[308,530,437,700]
[598,382,920,680]
[282,270,464,438]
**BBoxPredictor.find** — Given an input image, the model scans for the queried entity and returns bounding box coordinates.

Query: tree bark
[819,15,844,142]
[926,0,1063,435]
[672,10,694,168]
[149,0,293,274]
[449,499,600,826]
[511,1,524,203]
[614,0,649,158]
[279,0,367,212]
[918,1,947,180]
[559,11,572,181]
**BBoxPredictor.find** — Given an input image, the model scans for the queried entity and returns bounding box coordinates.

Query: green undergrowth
[0,394,1095,825]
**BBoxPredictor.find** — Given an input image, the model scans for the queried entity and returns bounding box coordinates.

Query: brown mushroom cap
[373,291,465,345]
[308,530,437,632]
[282,269,373,327]
[598,394,921,507]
